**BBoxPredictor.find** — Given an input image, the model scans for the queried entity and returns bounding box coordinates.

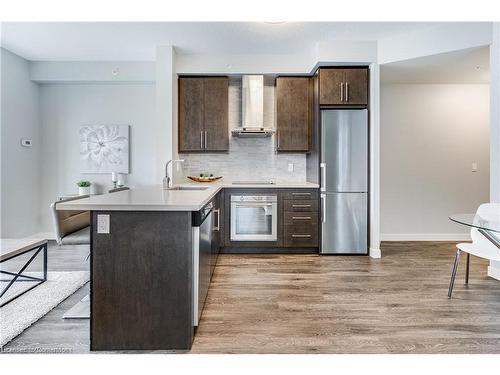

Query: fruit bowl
[187,176,223,183]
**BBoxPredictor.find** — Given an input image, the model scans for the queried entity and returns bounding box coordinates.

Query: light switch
[472,162,478,172]
[288,163,294,172]
[97,214,110,234]
[21,139,33,147]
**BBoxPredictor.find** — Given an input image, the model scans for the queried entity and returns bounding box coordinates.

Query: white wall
[381,84,490,240]
[378,23,492,64]
[39,83,156,233]
[0,48,41,238]
[488,23,500,278]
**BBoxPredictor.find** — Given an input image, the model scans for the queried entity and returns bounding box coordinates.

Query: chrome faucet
[163,159,184,189]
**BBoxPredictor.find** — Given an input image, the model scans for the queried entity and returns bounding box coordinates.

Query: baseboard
[487,265,500,281]
[29,232,56,240]
[370,248,381,258]
[221,247,319,254]
[380,233,471,241]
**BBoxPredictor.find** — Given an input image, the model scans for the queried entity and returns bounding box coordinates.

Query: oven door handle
[235,203,274,208]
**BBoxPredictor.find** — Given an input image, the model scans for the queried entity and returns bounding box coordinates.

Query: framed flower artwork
[79,125,130,174]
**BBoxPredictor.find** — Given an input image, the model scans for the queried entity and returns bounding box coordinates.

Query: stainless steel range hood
[231,75,274,138]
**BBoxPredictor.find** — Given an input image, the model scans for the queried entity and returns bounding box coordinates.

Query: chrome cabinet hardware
[200,131,203,149]
[321,194,326,223]
[204,131,207,149]
[340,82,344,102]
[276,131,280,149]
[346,82,349,102]
[320,163,326,192]
[292,204,311,208]
[292,216,311,220]
[292,234,312,238]
[214,208,220,231]
[292,192,311,196]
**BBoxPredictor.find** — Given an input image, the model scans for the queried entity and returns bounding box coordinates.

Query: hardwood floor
[3,241,500,353]
[191,242,500,353]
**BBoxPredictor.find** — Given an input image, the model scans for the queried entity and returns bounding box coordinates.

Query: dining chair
[50,195,90,245]
[448,203,500,298]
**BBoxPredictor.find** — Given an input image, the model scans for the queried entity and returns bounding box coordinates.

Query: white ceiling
[381,46,490,84]
[0,22,443,61]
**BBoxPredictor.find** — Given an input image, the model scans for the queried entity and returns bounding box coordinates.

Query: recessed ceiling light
[474,65,481,70]
[263,20,286,25]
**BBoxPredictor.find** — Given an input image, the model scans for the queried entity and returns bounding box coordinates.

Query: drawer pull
[292,204,311,208]
[292,234,312,238]
[292,216,311,220]
[292,192,311,196]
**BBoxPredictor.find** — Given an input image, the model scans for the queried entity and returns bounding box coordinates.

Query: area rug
[0,271,89,347]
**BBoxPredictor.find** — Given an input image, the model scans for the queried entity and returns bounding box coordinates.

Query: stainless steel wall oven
[230,195,278,241]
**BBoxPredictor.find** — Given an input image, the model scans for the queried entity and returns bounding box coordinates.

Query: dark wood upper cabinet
[179,78,204,152]
[319,68,368,106]
[319,69,344,105]
[343,68,368,105]
[178,76,229,153]
[276,77,312,152]
[203,77,229,151]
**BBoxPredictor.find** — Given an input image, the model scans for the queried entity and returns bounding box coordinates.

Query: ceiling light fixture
[263,20,287,25]
[474,65,481,70]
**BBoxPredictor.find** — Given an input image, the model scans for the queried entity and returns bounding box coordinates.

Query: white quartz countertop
[57,181,319,212]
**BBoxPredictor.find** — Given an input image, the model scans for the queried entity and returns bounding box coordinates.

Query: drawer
[284,211,319,226]
[284,225,319,247]
[283,199,319,212]
[282,190,319,200]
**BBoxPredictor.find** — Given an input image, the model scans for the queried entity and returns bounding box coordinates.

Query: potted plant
[77,180,91,195]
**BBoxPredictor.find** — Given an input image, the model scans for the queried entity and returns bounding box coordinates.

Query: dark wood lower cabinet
[222,188,319,253]
[91,211,194,351]
[283,190,319,248]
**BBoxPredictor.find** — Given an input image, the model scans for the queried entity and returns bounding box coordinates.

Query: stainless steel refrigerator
[320,109,368,254]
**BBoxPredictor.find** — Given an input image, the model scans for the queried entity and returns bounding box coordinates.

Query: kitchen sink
[167,186,209,191]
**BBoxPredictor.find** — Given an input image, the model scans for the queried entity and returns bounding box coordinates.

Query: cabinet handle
[292,192,311,196]
[320,163,326,192]
[276,131,280,149]
[340,82,344,102]
[292,216,311,220]
[214,208,220,231]
[200,131,203,149]
[321,194,326,223]
[292,204,311,208]
[346,82,349,102]
[204,131,207,149]
[292,234,311,238]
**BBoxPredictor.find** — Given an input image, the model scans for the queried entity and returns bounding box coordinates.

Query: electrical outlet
[97,214,110,234]
[288,163,294,172]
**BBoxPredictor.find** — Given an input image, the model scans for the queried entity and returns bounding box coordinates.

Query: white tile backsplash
[179,76,306,183]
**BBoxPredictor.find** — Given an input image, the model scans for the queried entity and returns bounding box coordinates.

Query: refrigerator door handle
[321,194,326,223]
[320,163,326,192]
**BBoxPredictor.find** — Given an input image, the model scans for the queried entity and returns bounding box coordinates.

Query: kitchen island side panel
[90,211,194,351]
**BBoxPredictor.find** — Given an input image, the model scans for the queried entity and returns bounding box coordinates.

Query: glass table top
[449,213,500,233]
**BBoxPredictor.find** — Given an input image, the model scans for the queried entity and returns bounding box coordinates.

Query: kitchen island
[58,182,319,351]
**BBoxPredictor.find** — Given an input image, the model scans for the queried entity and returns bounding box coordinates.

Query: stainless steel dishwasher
[192,201,213,326]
